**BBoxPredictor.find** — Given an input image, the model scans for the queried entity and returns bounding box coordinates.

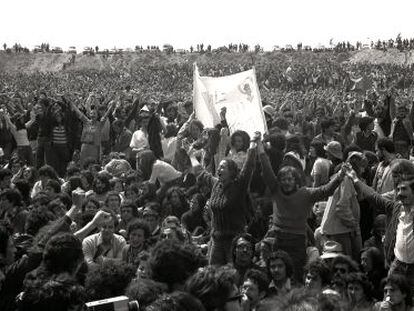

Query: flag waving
[193,64,267,137]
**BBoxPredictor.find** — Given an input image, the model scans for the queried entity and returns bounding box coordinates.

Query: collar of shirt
[399,206,414,221]
[269,278,291,293]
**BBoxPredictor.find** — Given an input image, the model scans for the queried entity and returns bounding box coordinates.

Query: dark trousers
[49,143,70,177]
[273,231,306,282]
[209,236,234,266]
[17,146,33,166]
[36,138,52,168]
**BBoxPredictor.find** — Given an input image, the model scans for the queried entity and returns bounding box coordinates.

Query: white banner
[193,64,267,138]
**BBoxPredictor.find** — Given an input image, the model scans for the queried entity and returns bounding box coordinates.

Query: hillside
[0,48,412,74]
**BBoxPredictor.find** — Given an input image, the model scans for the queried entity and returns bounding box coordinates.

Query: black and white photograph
[1,0,414,310]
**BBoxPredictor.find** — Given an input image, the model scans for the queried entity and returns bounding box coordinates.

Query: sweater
[198,148,256,239]
[260,153,342,235]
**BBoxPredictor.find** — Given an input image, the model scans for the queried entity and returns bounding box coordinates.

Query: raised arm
[68,99,89,123]
[348,171,396,216]
[307,168,345,203]
[258,141,278,193]
[238,134,260,188]
[177,111,195,141]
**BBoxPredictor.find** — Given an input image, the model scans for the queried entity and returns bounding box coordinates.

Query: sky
[1,0,414,51]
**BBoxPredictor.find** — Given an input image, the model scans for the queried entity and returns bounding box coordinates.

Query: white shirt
[130,129,149,151]
[394,207,414,264]
[161,136,178,162]
[149,160,181,186]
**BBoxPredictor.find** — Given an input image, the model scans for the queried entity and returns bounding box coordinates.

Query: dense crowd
[1,52,414,311]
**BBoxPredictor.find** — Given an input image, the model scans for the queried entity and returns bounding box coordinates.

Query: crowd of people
[1,50,414,311]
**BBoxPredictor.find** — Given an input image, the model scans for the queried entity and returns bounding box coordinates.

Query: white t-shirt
[149,160,181,186]
[130,129,149,151]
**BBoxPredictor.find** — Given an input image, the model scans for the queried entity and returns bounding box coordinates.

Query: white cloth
[149,160,181,186]
[130,129,149,151]
[394,207,414,264]
[161,136,178,162]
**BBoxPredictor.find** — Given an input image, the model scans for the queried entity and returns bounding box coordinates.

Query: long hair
[277,166,303,188]
[230,130,250,152]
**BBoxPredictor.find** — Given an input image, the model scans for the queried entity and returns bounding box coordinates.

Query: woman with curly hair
[346,272,375,311]
[190,132,259,265]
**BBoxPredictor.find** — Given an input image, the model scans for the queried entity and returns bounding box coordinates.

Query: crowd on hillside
[4,34,414,54]
[2,56,414,311]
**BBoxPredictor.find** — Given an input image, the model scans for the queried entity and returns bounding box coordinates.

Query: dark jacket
[355,181,401,265]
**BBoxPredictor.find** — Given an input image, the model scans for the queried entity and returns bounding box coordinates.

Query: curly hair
[331,255,360,274]
[304,259,331,287]
[24,206,56,236]
[277,166,303,188]
[185,265,237,311]
[266,250,295,279]
[126,278,168,308]
[127,219,151,240]
[38,165,60,181]
[346,272,374,301]
[244,268,270,293]
[0,188,23,207]
[92,174,111,194]
[149,239,205,289]
[18,273,86,311]
[85,260,136,301]
[230,130,251,152]
[383,274,413,306]
[81,197,100,213]
[42,233,83,274]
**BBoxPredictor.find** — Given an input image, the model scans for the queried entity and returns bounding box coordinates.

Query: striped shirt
[52,126,67,145]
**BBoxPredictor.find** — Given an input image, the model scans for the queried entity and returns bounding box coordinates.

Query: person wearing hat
[320,240,344,260]
[355,116,378,153]
[130,105,163,160]
[324,141,343,175]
